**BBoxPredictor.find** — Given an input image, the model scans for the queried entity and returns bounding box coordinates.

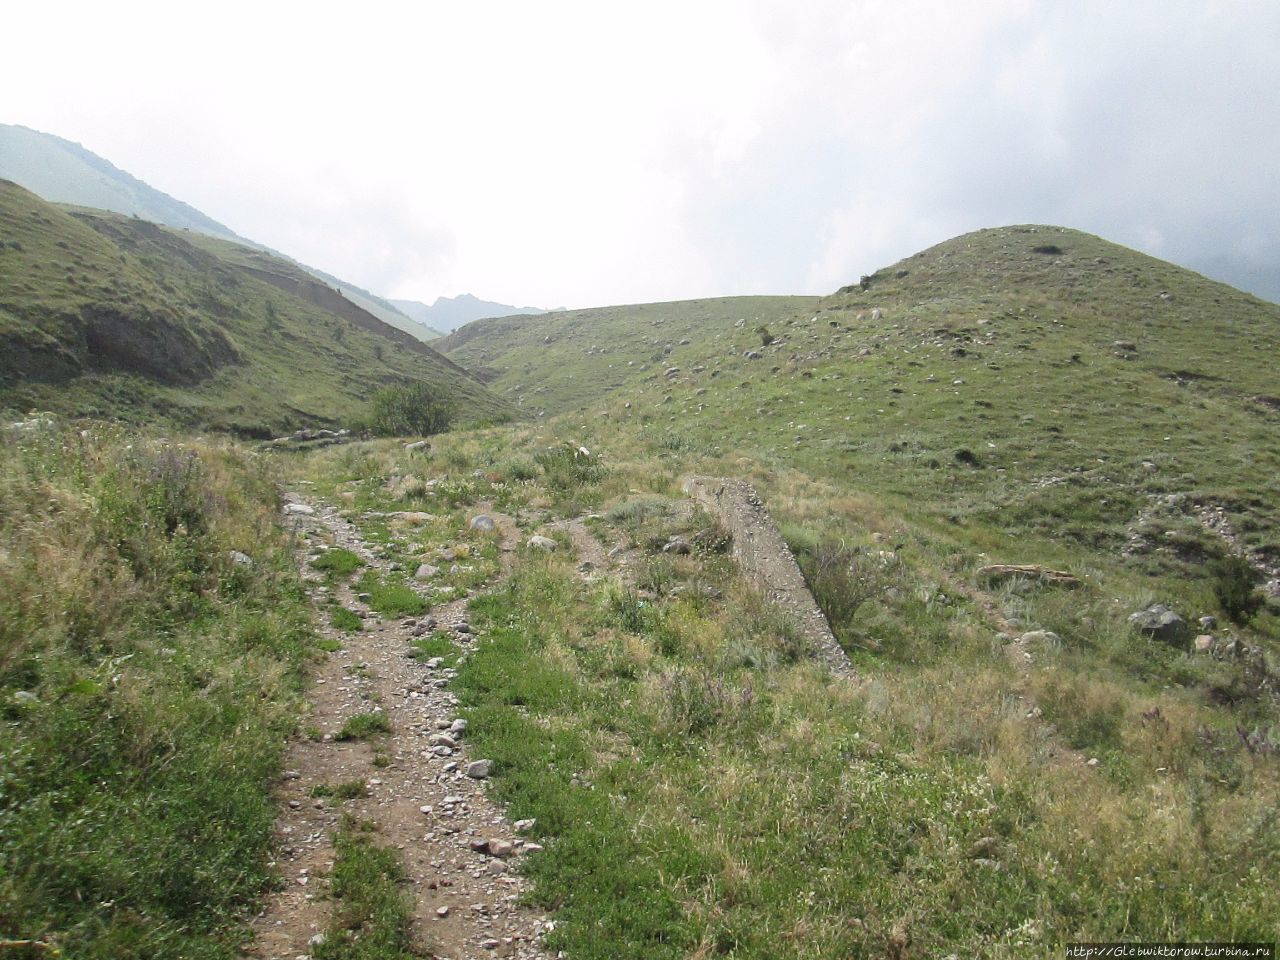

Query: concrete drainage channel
[683,476,856,679]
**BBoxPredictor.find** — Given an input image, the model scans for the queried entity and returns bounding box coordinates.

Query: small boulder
[469,515,496,532]
[1128,603,1189,644]
[466,759,493,778]
[1193,634,1215,653]
[527,535,557,552]
[415,563,440,580]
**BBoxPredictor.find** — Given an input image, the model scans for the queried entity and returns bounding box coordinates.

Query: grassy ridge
[0,180,508,436]
[0,423,316,958]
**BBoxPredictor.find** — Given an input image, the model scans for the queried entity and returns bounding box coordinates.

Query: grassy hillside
[0,124,438,345]
[285,426,1279,957]
[444,226,1280,584]
[0,181,508,436]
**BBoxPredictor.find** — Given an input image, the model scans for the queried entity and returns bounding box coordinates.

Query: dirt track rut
[246,497,553,960]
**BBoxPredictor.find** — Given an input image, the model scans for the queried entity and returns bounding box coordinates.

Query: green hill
[0,123,440,345]
[0,180,508,436]
[444,225,1280,578]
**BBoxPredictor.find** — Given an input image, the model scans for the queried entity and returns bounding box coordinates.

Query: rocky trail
[246,497,555,960]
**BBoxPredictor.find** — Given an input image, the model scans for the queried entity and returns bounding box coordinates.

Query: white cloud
[5,0,1277,304]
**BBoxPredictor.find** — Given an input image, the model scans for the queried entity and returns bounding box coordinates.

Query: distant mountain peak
[391,294,554,333]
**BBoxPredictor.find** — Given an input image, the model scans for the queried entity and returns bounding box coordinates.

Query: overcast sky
[7,1,1278,307]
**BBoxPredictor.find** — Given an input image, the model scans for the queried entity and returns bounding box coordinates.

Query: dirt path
[246,499,552,960]
[683,476,856,678]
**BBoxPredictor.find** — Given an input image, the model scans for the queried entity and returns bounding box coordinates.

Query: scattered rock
[978,564,1080,588]
[488,839,514,858]
[466,759,493,779]
[527,535,557,551]
[1128,603,1189,644]
[415,563,440,580]
[469,515,496,532]
[1018,629,1061,646]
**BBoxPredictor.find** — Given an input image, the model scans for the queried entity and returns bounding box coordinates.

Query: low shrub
[1210,554,1263,624]
[368,381,455,437]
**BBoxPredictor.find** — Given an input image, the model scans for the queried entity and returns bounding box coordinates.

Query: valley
[2,212,1278,959]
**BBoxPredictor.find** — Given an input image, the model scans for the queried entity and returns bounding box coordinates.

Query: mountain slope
[0,180,508,435]
[0,123,441,345]
[393,293,552,333]
[443,225,1280,577]
[0,123,244,241]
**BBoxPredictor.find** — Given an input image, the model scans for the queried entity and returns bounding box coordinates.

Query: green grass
[312,822,423,960]
[408,632,460,666]
[0,424,315,959]
[331,607,362,633]
[449,527,1279,958]
[311,780,370,801]
[312,548,364,578]
[335,712,392,741]
[356,572,427,618]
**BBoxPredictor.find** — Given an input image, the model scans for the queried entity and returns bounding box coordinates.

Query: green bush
[368,381,455,437]
[1210,554,1263,624]
[534,444,606,487]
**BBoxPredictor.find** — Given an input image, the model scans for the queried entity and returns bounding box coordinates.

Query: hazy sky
[7,1,1279,307]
